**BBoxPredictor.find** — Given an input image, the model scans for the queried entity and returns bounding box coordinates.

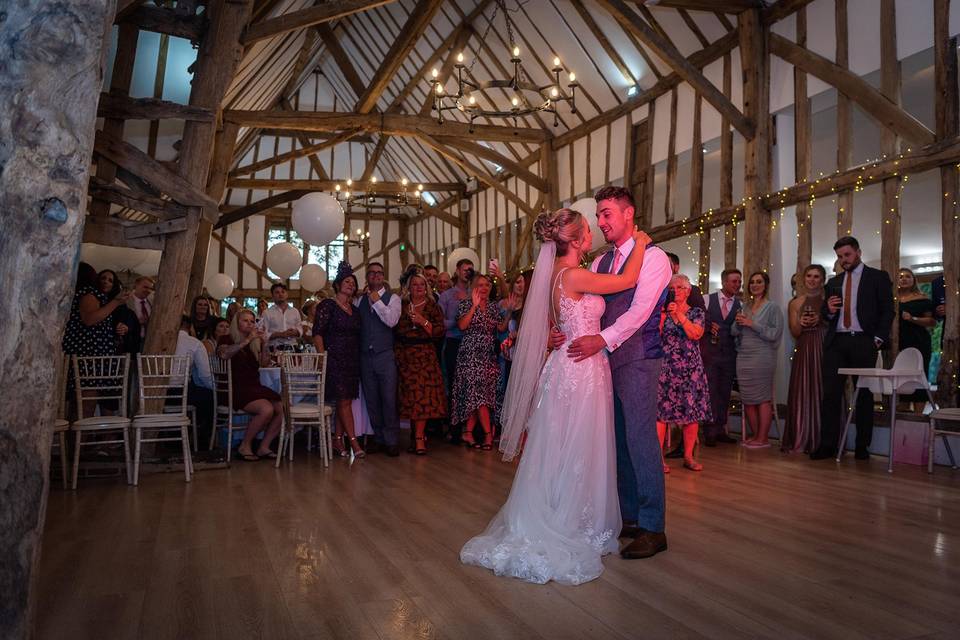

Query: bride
[460,208,649,585]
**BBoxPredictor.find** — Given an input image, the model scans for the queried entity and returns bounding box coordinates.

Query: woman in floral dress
[657,274,712,472]
[451,273,501,450]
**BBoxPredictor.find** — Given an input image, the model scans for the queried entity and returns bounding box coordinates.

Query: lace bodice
[554,269,605,342]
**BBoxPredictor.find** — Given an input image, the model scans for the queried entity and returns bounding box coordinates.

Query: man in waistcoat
[559,186,673,559]
[699,268,742,446]
[357,262,402,456]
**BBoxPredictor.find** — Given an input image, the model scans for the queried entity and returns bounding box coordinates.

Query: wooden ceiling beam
[222,110,552,143]
[769,32,936,146]
[434,136,548,192]
[226,178,462,191]
[599,0,755,138]
[361,136,390,181]
[242,0,397,45]
[640,0,762,11]
[117,5,205,41]
[231,129,363,177]
[96,93,214,122]
[761,0,816,25]
[215,190,311,229]
[316,23,366,97]
[354,0,445,114]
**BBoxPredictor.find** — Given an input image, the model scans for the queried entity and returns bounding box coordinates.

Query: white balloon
[299,263,327,292]
[292,193,344,246]
[266,242,303,279]
[205,273,235,300]
[447,247,481,277]
[570,197,605,251]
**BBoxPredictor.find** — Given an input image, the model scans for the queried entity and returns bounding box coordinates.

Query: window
[219,296,236,317]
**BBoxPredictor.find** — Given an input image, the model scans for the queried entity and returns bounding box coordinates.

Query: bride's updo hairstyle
[534,208,584,256]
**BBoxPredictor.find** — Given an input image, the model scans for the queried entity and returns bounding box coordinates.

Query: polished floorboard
[37,440,960,640]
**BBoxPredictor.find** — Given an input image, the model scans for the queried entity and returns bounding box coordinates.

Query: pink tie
[611,249,623,274]
[141,299,150,325]
[721,297,732,319]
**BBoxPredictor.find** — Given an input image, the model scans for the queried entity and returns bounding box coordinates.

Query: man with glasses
[357,262,402,456]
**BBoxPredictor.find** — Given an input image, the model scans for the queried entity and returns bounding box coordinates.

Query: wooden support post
[664,88,679,224]
[187,120,240,303]
[879,0,902,356]
[738,8,771,278]
[689,92,704,219]
[698,230,711,291]
[143,0,253,358]
[90,23,139,216]
[936,0,960,406]
[835,0,854,238]
[721,53,738,270]
[0,2,112,637]
[794,5,812,274]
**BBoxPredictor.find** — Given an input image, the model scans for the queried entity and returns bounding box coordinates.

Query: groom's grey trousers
[612,358,665,533]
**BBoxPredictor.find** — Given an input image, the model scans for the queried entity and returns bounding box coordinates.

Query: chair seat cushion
[71,416,131,430]
[289,402,324,417]
[133,414,191,428]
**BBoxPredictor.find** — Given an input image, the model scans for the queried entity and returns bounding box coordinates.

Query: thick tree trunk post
[0,2,114,638]
[143,0,254,357]
[935,0,960,407]
[738,9,771,278]
[835,0,854,238]
[186,120,240,303]
[793,5,812,274]
[879,0,902,357]
[721,52,738,270]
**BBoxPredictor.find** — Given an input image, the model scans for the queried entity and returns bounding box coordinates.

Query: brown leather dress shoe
[620,531,667,559]
[619,523,640,538]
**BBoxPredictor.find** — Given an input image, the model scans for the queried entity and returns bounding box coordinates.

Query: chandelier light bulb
[457,51,464,63]
[550,87,559,98]
[435,82,444,95]
[568,72,576,83]
[513,45,520,57]
[431,68,439,78]
[345,191,351,198]
[553,56,561,67]
[335,184,341,191]
[511,96,520,107]
[468,94,476,105]
[401,178,408,186]
[356,228,363,235]
[346,179,353,186]
[371,176,377,183]
[418,184,424,191]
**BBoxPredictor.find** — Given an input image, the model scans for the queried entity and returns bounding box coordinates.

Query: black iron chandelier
[332,177,425,213]
[428,0,578,129]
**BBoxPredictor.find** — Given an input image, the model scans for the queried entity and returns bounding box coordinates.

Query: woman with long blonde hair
[217,309,285,460]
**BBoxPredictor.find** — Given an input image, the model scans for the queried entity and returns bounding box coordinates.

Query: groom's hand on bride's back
[547,326,566,351]
[567,334,606,362]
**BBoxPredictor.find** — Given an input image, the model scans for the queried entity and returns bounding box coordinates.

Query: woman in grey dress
[732,271,783,449]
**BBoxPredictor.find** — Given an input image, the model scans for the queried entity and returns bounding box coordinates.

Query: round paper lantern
[299,263,327,292]
[447,247,481,277]
[569,197,605,251]
[205,273,235,300]
[266,242,302,279]
[292,192,344,246]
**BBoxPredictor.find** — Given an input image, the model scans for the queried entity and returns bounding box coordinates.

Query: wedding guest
[189,295,217,342]
[301,299,318,339]
[396,268,447,454]
[203,318,231,356]
[99,269,141,355]
[357,261,402,457]
[437,271,453,293]
[438,258,473,442]
[216,309,284,461]
[423,264,440,299]
[256,298,269,317]
[656,275,711,472]
[125,276,154,341]
[812,236,894,460]
[176,314,214,444]
[783,264,827,453]
[898,268,937,412]
[665,252,705,309]
[452,273,500,450]
[699,268,742,446]
[63,262,130,360]
[731,271,784,448]
[262,282,302,351]
[313,263,365,458]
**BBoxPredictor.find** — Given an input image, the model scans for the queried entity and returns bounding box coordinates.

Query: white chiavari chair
[276,352,332,468]
[52,354,71,489]
[132,354,193,485]
[70,354,132,489]
[209,355,247,462]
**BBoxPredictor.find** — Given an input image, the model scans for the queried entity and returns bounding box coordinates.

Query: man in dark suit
[699,268,742,446]
[811,236,894,461]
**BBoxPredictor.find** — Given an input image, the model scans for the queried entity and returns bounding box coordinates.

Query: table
[837,367,933,473]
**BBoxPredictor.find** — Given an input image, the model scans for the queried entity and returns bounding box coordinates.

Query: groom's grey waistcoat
[598,244,669,370]
[358,291,395,355]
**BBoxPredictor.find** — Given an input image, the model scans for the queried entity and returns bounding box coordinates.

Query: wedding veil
[498,240,556,461]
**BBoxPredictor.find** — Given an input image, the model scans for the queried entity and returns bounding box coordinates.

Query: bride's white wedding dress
[460,272,621,585]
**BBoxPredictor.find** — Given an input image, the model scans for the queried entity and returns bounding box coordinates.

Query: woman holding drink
[783,265,828,453]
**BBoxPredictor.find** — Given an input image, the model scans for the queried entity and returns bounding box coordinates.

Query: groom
[559,186,672,559]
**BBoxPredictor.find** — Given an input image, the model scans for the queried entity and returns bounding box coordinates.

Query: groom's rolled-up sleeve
[598,248,672,352]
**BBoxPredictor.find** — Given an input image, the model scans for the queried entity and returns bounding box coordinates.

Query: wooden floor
[37,440,960,640]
